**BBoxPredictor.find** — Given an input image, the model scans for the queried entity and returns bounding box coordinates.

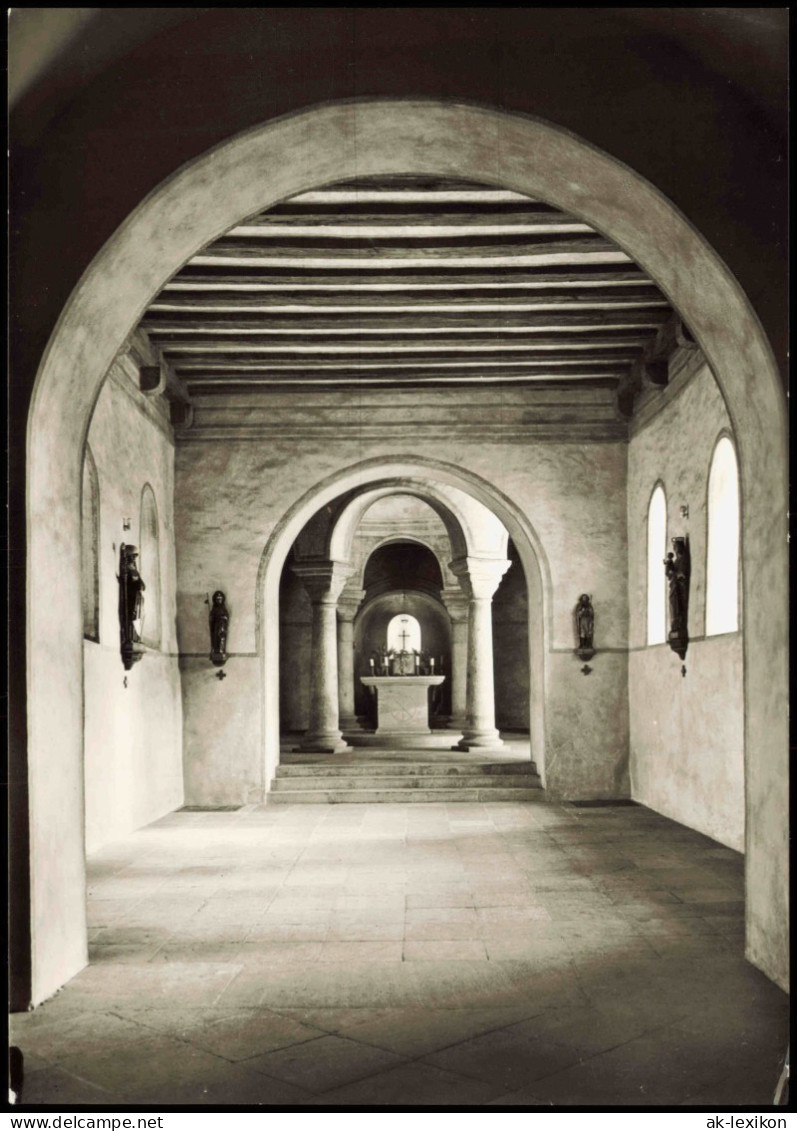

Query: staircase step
[268,787,546,804]
[277,761,538,778]
[272,773,541,791]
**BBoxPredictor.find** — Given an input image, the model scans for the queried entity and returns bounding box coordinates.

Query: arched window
[139,484,162,648]
[387,613,422,653]
[647,484,667,645]
[81,446,100,642]
[706,436,740,635]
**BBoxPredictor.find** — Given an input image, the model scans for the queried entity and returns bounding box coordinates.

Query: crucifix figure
[398,621,411,652]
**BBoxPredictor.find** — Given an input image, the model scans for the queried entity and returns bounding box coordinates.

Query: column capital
[449,556,512,600]
[291,559,354,604]
[337,588,366,622]
[440,587,470,622]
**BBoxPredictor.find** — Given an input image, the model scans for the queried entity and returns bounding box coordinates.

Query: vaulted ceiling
[135,174,691,427]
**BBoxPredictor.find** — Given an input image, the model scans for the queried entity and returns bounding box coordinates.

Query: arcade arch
[23,100,788,1003]
[273,468,540,759]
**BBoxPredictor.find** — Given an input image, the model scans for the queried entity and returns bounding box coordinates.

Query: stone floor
[11,800,788,1108]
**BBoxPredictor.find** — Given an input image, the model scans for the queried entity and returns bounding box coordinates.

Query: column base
[339,715,363,733]
[446,715,467,730]
[299,732,351,754]
[456,729,504,751]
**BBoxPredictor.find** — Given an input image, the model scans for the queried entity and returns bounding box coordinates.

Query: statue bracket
[121,645,145,672]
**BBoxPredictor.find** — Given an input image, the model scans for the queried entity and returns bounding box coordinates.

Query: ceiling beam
[172,354,636,375]
[230,215,593,236]
[276,188,537,204]
[176,357,630,375]
[149,288,669,313]
[158,335,652,358]
[142,310,668,335]
[181,371,625,389]
[191,237,628,268]
[165,267,651,290]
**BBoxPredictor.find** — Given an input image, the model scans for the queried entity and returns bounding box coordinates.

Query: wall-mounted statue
[118,543,145,670]
[664,535,691,661]
[574,593,595,663]
[209,590,230,667]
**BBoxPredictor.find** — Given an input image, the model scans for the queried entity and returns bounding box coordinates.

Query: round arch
[255,455,550,795]
[25,99,788,1003]
[329,481,509,565]
[357,536,451,594]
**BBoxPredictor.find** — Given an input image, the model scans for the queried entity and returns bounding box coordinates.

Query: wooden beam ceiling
[137,176,680,402]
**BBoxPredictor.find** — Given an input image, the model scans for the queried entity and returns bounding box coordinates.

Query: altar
[360,675,445,738]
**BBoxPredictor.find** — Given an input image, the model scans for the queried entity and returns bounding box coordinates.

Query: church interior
[9,9,788,1109]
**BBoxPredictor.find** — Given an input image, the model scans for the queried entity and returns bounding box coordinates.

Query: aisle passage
[12,802,788,1107]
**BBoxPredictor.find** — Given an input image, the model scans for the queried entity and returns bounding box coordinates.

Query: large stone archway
[255,456,549,792]
[24,100,788,1004]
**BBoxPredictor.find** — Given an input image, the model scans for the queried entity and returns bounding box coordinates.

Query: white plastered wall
[83,361,183,854]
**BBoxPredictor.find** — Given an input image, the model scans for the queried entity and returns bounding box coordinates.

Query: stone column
[337,588,365,732]
[441,587,469,730]
[292,560,354,753]
[450,557,511,750]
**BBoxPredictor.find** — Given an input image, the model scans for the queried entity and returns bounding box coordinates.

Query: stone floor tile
[326,919,404,941]
[406,890,475,909]
[11,802,787,1108]
[335,894,406,915]
[317,941,404,964]
[90,941,170,965]
[52,961,241,1010]
[10,1010,152,1062]
[176,1007,326,1061]
[125,1059,315,1107]
[20,1065,125,1106]
[422,1025,589,1092]
[311,1059,504,1106]
[484,937,568,963]
[669,887,745,904]
[268,1006,394,1034]
[405,906,479,924]
[258,963,423,1010]
[237,941,324,966]
[403,919,482,941]
[469,886,539,906]
[245,921,330,942]
[335,1003,542,1057]
[476,905,552,924]
[149,940,247,964]
[409,960,520,1010]
[57,1034,232,1099]
[243,1033,405,1093]
[403,940,488,962]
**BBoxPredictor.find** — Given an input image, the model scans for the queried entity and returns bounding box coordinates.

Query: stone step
[276,761,538,778]
[272,772,542,791]
[268,786,546,804]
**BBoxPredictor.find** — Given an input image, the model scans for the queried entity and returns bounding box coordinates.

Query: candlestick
[430,657,435,671]
[369,657,375,671]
